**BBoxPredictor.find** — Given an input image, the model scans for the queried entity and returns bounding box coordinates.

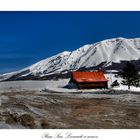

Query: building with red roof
[69,71,108,89]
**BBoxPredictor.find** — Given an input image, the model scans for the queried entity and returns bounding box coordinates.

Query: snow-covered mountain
[1,37,140,81]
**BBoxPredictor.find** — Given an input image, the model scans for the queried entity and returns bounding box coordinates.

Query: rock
[40,119,49,129]
[18,114,35,128]
[5,113,19,124]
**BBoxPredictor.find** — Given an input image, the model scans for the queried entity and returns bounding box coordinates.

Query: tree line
[111,62,140,90]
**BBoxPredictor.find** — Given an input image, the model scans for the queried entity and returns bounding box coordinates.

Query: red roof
[72,71,108,83]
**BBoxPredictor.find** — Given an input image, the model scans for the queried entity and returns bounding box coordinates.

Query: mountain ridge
[0,37,140,81]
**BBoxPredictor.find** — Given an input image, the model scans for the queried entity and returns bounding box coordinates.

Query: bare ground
[0,91,140,129]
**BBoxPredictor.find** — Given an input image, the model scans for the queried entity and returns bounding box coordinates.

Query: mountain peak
[61,51,71,55]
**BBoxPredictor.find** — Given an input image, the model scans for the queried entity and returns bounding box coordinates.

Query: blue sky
[0,11,140,73]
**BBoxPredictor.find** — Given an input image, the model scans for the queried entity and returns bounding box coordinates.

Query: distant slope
[1,37,140,81]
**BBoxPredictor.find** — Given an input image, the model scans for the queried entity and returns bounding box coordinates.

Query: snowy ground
[0,79,140,103]
[0,74,140,93]
[0,79,108,93]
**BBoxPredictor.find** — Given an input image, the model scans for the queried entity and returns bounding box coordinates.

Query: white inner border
[0,129,140,140]
[0,0,140,11]
[0,0,139,140]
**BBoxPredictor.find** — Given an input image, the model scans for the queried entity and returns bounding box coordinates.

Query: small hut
[69,71,108,89]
